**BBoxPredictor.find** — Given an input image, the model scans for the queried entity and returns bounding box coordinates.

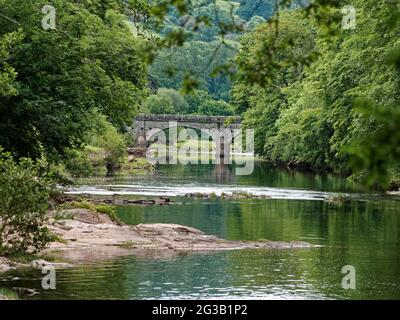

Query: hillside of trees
[146,0,277,115]
[1,0,400,255]
[1,0,399,185]
[232,0,400,187]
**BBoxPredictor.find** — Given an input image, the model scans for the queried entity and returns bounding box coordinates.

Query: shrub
[62,201,118,221]
[87,116,127,174]
[144,94,175,114]
[0,149,54,255]
[95,205,117,220]
[198,99,235,116]
[63,148,95,178]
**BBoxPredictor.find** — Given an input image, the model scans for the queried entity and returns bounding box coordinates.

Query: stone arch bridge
[130,114,242,158]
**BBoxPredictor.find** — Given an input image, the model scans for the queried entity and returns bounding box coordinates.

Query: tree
[232,10,316,156]
[236,0,275,20]
[150,40,238,101]
[0,0,148,160]
[232,0,400,186]
[0,149,54,255]
[199,99,235,116]
[245,15,266,30]
[157,88,189,113]
[144,94,175,114]
[0,31,22,98]
[183,89,210,114]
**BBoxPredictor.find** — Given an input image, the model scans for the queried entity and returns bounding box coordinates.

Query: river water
[1,161,400,299]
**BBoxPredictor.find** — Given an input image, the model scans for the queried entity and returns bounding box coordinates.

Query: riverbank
[0,208,317,273]
[46,209,317,260]
[261,158,400,192]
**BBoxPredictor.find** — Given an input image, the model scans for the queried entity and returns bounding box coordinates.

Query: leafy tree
[199,99,235,116]
[150,40,237,101]
[157,88,189,113]
[245,15,266,30]
[0,0,148,160]
[190,1,243,42]
[0,31,22,98]
[0,149,54,255]
[88,116,127,174]
[236,0,275,20]
[183,89,210,113]
[233,10,316,156]
[144,93,175,114]
[232,0,400,186]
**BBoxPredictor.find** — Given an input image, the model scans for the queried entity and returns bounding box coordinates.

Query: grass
[53,211,74,221]
[117,240,136,248]
[0,288,18,300]
[3,252,39,264]
[60,200,119,221]
[122,157,155,172]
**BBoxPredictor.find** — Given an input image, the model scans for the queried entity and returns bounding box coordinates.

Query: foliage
[1,0,399,188]
[232,0,400,186]
[0,0,148,160]
[199,99,235,116]
[63,148,96,178]
[157,88,189,113]
[183,89,210,114]
[150,40,237,101]
[0,30,23,98]
[0,149,54,255]
[236,0,276,20]
[86,116,127,174]
[144,93,175,114]
[245,15,266,30]
[233,10,317,155]
[0,287,18,300]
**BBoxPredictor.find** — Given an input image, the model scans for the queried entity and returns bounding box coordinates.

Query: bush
[144,94,175,114]
[87,116,127,174]
[198,99,235,116]
[0,149,54,255]
[61,201,118,221]
[64,148,95,178]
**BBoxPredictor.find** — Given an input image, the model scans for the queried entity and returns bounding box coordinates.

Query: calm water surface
[1,162,399,299]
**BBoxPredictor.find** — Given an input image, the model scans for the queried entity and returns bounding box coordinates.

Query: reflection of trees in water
[225,198,400,299]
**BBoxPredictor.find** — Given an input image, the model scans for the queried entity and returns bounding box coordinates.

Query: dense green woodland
[233,0,400,187]
[147,0,307,114]
[0,0,399,185]
[0,0,400,255]
[147,0,273,113]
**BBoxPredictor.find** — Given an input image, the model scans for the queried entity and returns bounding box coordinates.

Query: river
[1,161,399,299]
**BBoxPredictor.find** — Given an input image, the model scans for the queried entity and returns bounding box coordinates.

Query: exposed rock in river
[0,257,29,272]
[0,209,318,271]
[43,209,318,263]
[57,195,173,206]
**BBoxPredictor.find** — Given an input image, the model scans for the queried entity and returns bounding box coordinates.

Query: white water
[66,183,352,201]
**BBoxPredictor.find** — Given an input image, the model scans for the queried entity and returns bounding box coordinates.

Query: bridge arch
[131,114,241,148]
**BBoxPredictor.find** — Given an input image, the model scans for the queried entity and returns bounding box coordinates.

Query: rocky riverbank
[45,209,316,262]
[1,209,318,270]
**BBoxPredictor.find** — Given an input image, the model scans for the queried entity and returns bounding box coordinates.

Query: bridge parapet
[134,114,241,125]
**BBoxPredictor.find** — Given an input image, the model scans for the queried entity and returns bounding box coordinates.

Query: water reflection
[1,162,399,300]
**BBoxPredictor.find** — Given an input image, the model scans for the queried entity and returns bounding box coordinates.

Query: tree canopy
[0,0,148,159]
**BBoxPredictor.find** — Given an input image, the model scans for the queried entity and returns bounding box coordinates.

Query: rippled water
[1,162,400,299]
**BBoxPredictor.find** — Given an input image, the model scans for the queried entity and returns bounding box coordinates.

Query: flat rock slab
[0,257,27,272]
[43,210,318,264]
